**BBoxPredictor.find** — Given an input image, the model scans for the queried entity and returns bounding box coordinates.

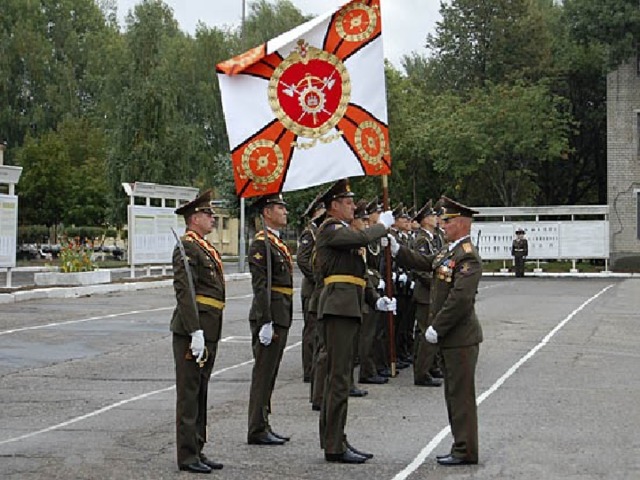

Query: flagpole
[238,0,247,273]
[381,175,397,377]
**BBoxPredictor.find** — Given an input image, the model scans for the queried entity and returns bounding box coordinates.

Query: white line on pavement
[0,339,302,446]
[391,283,614,480]
[0,294,254,336]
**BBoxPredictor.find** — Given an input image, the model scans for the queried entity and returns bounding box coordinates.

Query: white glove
[388,234,400,256]
[190,329,206,362]
[378,210,394,229]
[375,296,397,313]
[377,278,385,290]
[380,236,389,248]
[410,281,415,289]
[391,271,397,282]
[398,272,408,285]
[259,322,274,346]
[425,326,438,344]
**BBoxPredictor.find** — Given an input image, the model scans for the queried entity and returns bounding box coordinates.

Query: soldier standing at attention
[315,178,396,464]
[247,193,293,446]
[411,200,443,388]
[511,228,528,277]
[171,190,225,474]
[297,196,326,383]
[389,196,483,466]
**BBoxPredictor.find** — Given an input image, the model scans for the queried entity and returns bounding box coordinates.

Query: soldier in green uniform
[171,190,225,474]
[297,196,326,383]
[411,200,443,387]
[315,178,396,464]
[511,228,528,277]
[389,196,483,466]
[247,193,293,446]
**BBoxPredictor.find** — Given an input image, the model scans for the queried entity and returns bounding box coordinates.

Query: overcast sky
[114,0,441,67]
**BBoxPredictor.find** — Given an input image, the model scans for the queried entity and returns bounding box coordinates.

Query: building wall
[607,61,640,269]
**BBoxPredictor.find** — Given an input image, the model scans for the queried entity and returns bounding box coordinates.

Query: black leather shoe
[414,378,442,387]
[270,430,290,442]
[346,441,374,459]
[436,453,451,460]
[247,431,286,445]
[437,454,478,466]
[178,461,212,473]
[359,374,388,384]
[377,368,392,378]
[396,360,410,369]
[312,404,321,411]
[349,387,368,397]
[325,450,367,464]
[200,455,223,470]
[430,368,444,379]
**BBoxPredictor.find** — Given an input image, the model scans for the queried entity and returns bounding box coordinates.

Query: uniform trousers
[441,344,479,462]
[310,310,326,408]
[247,322,289,439]
[319,315,359,454]
[358,309,378,380]
[413,303,439,382]
[173,334,218,466]
[514,256,525,277]
[301,293,315,380]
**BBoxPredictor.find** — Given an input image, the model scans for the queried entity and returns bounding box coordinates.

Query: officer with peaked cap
[410,200,443,387]
[247,193,293,446]
[298,193,326,384]
[171,189,225,473]
[315,178,396,464]
[388,195,483,466]
[511,228,528,277]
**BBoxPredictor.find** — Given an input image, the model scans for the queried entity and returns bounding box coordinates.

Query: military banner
[216,0,391,198]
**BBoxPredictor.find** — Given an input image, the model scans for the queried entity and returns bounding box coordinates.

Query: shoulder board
[462,243,472,253]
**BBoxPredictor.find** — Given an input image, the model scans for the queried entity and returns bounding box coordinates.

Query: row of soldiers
[169,178,483,473]
[298,188,446,397]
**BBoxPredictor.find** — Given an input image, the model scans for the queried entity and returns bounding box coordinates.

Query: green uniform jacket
[170,231,225,342]
[248,231,294,328]
[411,228,438,305]
[316,218,387,321]
[297,223,317,298]
[396,237,483,348]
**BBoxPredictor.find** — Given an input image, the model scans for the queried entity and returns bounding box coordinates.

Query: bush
[64,226,104,243]
[18,225,49,244]
[59,241,97,272]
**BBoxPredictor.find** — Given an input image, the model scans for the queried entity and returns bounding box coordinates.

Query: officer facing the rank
[171,189,225,474]
[512,228,528,277]
[315,178,396,464]
[247,193,293,446]
[388,196,483,466]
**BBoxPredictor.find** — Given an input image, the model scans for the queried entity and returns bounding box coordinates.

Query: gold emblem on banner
[238,139,285,189]
[336,2,379,43]
[268,40,350,148]
[355,120,387,170]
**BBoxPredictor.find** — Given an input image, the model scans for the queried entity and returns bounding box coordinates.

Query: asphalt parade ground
[1,273,639,480]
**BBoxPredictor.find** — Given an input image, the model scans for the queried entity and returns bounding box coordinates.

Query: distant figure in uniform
[411,200,443,387]
[315,178,396,464]
[511,228,528,277]
[247,193,293,446]
[390,196,483,466]
[171,189,225,474]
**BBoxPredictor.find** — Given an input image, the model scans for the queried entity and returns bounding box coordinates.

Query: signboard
[128,206,182,264]
[0,195,18,268]
[471,221,608,260]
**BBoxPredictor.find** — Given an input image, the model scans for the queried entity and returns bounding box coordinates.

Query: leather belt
[195,294,225,310]
[271,286,294,296]
[324,275,366,288]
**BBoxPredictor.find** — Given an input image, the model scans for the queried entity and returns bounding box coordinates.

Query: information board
[128,206,182,264]
[471,221,608,260]
[0,195,18,268]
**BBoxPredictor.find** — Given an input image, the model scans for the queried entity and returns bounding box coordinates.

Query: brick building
[607,61,640,269]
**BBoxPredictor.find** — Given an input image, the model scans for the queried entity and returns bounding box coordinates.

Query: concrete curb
[0,272,251,305]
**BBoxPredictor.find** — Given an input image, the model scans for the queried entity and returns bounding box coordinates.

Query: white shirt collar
[267,226,280,238]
